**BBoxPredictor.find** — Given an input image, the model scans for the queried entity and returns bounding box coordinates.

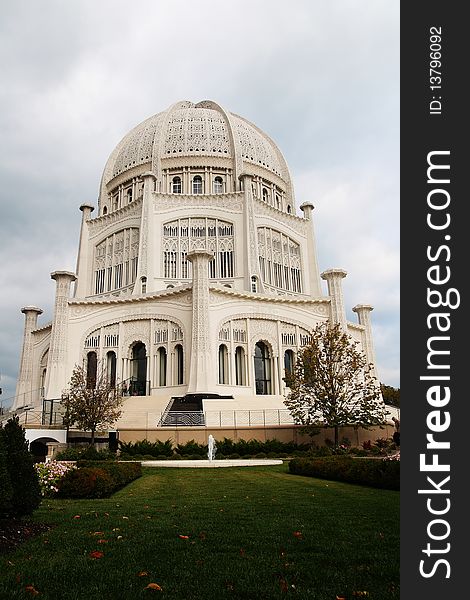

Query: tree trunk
[334,425,339,447]
[91,429,95,445]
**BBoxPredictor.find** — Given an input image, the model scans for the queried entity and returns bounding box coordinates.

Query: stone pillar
[13,306,43,410]
[321,268,348,329]
[300,202,322,297]
[45,271,76,399]
[74,203,94,298]
[353,304,377,376]
[240,173,264,292]
[186,250,214,393]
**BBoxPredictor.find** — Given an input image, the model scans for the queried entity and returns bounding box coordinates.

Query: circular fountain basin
[140,459,284,468]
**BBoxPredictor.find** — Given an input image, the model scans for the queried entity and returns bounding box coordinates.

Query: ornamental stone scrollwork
[88,198,143,238]
[253,197,307,236]
[153,192,243,212]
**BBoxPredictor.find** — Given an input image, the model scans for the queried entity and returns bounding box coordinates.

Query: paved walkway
[141,459,283,468]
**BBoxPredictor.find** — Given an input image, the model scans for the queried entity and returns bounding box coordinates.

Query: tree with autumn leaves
[61,363,124,445]
[284,322,386,446]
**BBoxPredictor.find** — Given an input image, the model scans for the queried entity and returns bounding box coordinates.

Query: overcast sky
[0,0,399,409]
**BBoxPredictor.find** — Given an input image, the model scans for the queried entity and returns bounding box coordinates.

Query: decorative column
[13,306,43,410]
[74,203,94,298]
[353,304,377,376]
[135,171,155,293]
[321,268,348,330]
[45,271,76,399]
[300,202,322,297]
[240,173,263,292]
[186,250,214,393]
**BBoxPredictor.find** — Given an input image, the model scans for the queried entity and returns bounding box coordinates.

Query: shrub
[2,417,41,516]
[0,428,13,517]
[58,467,114,498]
[55,446,114,461]
[58,461,142,498]
[118,439,173,457]
[35,461,77,497]
[176,439,207,456]
[289,456,400,490]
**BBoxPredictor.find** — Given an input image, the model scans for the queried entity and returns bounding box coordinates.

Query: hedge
[58,461,142,498]
[288,456,400,490]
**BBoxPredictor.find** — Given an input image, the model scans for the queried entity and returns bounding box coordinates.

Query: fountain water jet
[207,434,217,461]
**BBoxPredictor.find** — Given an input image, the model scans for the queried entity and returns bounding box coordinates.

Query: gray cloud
[0,0,399,407]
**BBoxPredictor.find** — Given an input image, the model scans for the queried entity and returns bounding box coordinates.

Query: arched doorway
[130,342,147,395]
[254,341,271,395]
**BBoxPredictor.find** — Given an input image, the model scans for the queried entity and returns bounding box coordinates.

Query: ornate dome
[99,101,293,207]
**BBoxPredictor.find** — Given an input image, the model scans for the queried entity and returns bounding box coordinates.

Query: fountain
[207,434,217,461]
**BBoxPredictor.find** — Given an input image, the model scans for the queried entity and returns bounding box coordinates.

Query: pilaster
[186,250,215,392]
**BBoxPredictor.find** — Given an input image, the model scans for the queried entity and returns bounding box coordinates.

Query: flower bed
[34,461,77,497]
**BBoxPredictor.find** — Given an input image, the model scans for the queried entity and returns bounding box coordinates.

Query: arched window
[275,194,281,209]
[107,351,117,388]
[235,347,246,386]
[175,344,184,385]
[284,349,295,378]
[218,344,228,384]
[213,176,223,194]
[254,342,271,395]
[86,351,97,389]
[192,175,203,194]
[103,206,108,215]
[287,205,292,214]
[262,188,269,203]
[172,176,182,194]
[141,276,147,294]
[127,188,133,203]
[131,342,147,395]
[251,276,258,293]
[157,347,167,387]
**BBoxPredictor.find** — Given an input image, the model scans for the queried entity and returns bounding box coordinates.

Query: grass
[0,464,399,599]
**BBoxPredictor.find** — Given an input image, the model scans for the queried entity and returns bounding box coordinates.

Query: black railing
[121,378,150,397]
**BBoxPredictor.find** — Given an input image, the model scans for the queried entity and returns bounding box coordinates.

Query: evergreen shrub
[2,417,41,516]
[289,456,400,490]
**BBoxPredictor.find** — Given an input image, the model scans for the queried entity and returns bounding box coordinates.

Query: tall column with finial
[74,203,94,297]
[321,268,348,329]
[300,202,322,296]
[186,250,214,393]
[44,271,76,399]
[353,304,378,376]
[13,306,43,410]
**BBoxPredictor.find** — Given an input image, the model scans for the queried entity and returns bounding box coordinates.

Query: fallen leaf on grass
[239,548,246,557]
[97,539,108,544]
[137,571,149,577]
[278,576,288,593]
[92,531,105,536]
[198,531,207,540]
[122,516,129,520]
[178,535,189,539]
[144,583,162,591]
[89,551,104,559]
[25,585,40,595]
[336,596,346,600]
[293,531,303,539]
[73,515,81,519]
[353,593,369,597]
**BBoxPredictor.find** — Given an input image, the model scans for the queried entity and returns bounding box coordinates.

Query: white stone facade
[13,100,379,425]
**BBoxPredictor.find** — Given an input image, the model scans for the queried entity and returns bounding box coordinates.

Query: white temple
[13,100,379,430]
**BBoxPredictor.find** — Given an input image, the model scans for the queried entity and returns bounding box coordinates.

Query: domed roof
[99,101,293,202]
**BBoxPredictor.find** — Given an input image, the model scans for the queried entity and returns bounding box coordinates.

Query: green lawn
[0,464,399,600]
